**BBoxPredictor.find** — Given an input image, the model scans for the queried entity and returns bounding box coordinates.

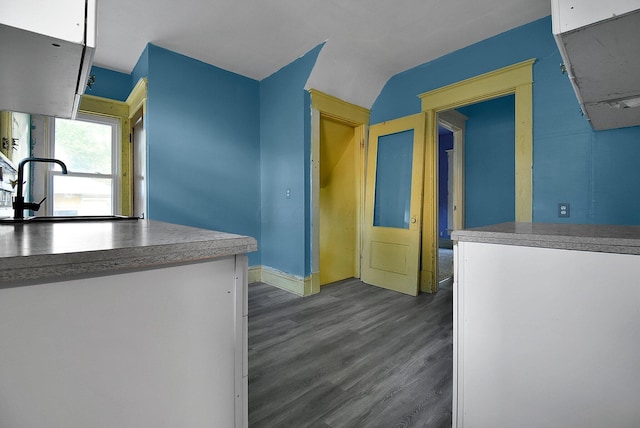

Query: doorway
[436,109,467,289]
[319,116,358,285]
[310,90,369,294]
[437,126,454,288]
[419,59,534,294]
[126,78,147,219]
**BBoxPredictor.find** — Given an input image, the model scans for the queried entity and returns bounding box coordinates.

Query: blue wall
[459,95,515,227]
[85,15,640,280]
[372,16,640,226]
[86,66,131,101]
[144,45,261,265]
[259,45,322,278]
[90,45,262,266]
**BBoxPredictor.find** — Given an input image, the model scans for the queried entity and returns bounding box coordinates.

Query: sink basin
[0,215,140,224]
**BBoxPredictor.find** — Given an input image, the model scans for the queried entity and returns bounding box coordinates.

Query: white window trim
[44,113,121,216]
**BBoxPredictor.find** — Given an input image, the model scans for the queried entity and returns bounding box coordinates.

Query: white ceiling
[93,0,551,108]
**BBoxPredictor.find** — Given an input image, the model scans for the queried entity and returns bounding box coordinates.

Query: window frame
[46,112,121,216]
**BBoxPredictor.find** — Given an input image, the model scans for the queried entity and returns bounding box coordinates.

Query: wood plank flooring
[248,278,453,427]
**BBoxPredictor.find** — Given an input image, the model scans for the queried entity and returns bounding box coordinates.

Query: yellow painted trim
[78,79,148,216]
[422,109,468,293]
[309,89,370,125]
[80,95,128,117]
[248,266,261,284]
[515,82,533,221]
[421,109,438,293]
[311,271,320,294]
[260,266,313,297]
[418,59,534,222]
[0,111,12,160]
[418,59,536,112]
[126,78,147,119]
[310,89,370,289]
[125,78,148,217]
[79,95,131,215]
[418,59,535,291]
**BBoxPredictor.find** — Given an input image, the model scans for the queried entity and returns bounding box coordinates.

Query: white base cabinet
[453,242,640,427]
[0,255,248,428]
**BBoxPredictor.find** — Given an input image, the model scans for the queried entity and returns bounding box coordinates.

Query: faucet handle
[23,197,46,212]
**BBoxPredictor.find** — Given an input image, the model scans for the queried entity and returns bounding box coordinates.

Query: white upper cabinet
[552,0,640,130]
[0,0,96,118]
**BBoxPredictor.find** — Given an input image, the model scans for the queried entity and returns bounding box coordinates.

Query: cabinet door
[1,0,87,43]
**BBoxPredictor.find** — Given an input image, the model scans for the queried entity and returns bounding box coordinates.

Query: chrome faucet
[13,157,68,219]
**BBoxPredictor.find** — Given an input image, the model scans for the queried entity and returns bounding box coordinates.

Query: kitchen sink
[0,215,140,224]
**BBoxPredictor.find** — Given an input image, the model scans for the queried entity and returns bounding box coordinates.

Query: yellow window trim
[79,78,148,216]
[0,111,13,159]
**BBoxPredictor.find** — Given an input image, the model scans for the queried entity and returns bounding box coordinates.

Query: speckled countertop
[451,222,640,255]
[0,219,257,287]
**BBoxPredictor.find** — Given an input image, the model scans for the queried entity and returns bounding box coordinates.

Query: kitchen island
[0,219,256,428]
[451,223,640,428]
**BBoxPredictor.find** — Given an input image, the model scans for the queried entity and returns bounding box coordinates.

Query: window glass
[373,130,414,229]
[51,114,118,216]
[54,118,112,174]
[53,176,113,216]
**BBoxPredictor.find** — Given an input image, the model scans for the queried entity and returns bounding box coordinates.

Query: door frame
[419,58,535,292]
[437,110,468,236]
[310,90,370,294]
[127,78,148,219]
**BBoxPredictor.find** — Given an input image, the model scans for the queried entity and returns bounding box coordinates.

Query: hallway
[248,279,453,427]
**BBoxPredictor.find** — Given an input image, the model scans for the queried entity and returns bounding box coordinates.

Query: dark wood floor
[248,278,453,428]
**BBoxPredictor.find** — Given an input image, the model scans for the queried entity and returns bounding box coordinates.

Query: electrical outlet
[285,188,291,199]
[558,202,570,218]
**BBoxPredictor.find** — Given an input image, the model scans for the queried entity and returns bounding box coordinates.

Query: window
[49,113,120,216]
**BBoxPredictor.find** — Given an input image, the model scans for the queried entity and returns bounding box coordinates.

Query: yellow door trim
[309,89,370,125]
[310,89,370,294]
[126,78,148,218]
[418,59,535,292]
[126,78,147,119]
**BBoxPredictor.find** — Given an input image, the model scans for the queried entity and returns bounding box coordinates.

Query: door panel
[361,113,426,296]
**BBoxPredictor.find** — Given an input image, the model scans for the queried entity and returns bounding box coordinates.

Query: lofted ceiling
[93,0,551,108]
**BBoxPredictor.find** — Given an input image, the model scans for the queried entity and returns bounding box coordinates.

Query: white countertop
[451,222,640,255]
[0,219,257,287]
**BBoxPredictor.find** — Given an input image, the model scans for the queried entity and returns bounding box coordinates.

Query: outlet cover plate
[558,202,570,218]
